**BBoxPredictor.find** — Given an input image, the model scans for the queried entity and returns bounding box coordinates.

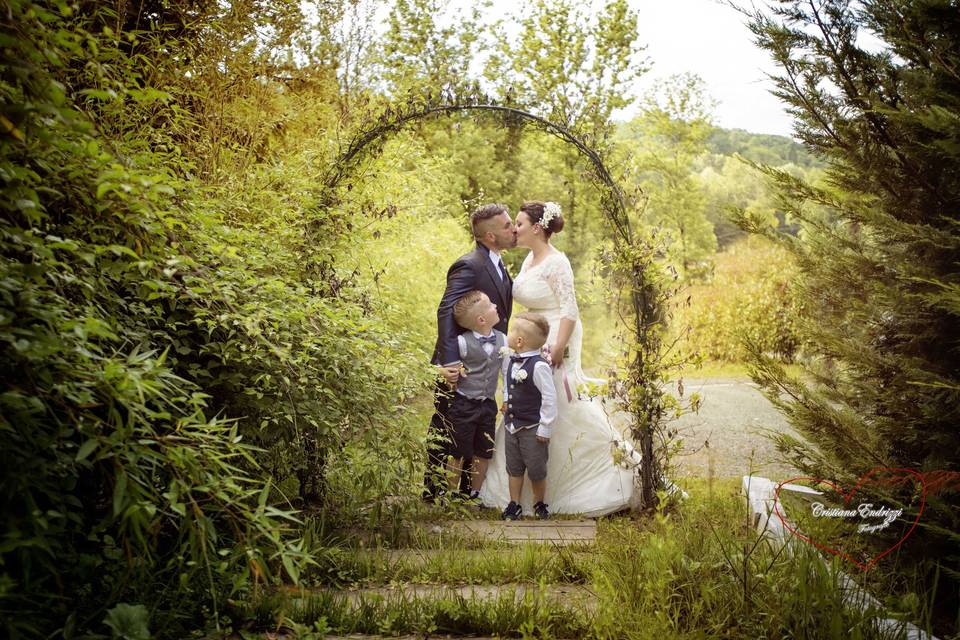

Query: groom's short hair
[471,203,509,238]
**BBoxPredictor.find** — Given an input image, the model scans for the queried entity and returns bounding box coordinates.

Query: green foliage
[0,4,315,637]
[620,75,717,276]
[673,237,803,363]
[342,132,472,348]
[379,0,485,96]
[484,0,647,264]
[743,1,960,633]
[240,480,932,639]
[707,127,823,169]
[103,603,150,640]
[488,0,646,133]
[0,2,431,637]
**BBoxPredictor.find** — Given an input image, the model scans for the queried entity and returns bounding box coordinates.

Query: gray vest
[457,331,506,400]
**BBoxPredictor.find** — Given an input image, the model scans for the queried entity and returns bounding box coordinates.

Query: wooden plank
[447,519,596,545]
[330,518,597,548]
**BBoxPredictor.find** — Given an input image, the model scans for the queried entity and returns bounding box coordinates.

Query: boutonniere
[499,346,514,358]
[511,368,528,382]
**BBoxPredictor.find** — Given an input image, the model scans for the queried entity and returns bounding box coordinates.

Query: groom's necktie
[497,257,508,281]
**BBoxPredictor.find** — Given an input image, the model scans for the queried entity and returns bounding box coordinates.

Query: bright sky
[351,0,798,137]
[465,0,796,136]
[624,0,794,136]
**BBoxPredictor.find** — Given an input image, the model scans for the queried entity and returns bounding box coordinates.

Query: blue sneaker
[502,500,522,520]
[533,501,550,520]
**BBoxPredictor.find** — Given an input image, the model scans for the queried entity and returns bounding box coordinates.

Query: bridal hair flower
[511,368,528,382]
[541,201,561,229]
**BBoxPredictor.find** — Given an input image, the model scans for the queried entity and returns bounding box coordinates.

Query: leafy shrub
[0,3,430,636]
[672,236,803,363]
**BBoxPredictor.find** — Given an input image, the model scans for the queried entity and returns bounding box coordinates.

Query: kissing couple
[426,202,636,518]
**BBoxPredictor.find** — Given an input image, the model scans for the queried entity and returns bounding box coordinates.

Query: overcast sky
[476,0,795,136]
[624,0,794,136]
[355,0,798,137]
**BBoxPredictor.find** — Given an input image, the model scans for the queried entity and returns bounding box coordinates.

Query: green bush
[0,3,430,636]
[672,236,803,363]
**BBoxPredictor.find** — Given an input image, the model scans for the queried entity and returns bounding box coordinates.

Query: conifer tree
[743,0,959,627]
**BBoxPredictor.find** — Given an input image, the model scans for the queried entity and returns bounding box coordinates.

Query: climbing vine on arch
[315,90,681,506]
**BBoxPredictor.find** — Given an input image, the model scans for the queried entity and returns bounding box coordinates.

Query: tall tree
[743,0,960,630]
[378,0,484,96]
[629,74,717,276]
[487,0,648,261]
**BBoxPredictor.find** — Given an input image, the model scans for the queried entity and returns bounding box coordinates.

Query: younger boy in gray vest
[501,312,557,520]
[446,290,507,500]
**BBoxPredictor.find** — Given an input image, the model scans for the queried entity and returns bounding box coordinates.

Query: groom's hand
[536,435,549,444]
[438,365,460,386]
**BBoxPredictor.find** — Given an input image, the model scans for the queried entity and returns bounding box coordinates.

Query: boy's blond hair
[514,311,550,350]
[453,290,487,329]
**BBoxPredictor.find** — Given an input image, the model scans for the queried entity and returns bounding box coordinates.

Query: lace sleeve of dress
[544,254,579,321]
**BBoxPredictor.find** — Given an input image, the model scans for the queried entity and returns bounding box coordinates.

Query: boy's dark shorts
[447,395,498,460]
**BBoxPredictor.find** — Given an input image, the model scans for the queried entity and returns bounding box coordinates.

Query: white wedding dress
[479,250,636,517]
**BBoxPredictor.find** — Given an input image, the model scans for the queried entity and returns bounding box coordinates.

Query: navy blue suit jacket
[432,243,512,366]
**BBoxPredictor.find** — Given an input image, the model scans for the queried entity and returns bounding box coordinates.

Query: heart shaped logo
[773,467,926,571]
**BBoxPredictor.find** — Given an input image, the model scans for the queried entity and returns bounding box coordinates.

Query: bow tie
[478,335,497,345]
[510,354,528,362]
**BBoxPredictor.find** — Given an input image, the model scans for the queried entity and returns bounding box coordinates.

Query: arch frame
[317,98,669,506]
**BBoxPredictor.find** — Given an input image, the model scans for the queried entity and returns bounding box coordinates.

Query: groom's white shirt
[502,350,557,439]
[488,247,504,280]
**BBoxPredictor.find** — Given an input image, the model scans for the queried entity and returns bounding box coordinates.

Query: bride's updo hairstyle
[520,201,564,239]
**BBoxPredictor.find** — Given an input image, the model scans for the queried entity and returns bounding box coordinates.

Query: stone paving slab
[447,519,596,545]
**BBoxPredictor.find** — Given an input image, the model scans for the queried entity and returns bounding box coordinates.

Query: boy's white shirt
[502,349,557,439]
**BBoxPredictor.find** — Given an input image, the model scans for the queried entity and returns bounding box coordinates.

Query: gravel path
[665,378,803,480]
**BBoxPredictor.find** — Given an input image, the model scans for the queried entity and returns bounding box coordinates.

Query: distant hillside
[706,128,823,168]
[615,122,824,169]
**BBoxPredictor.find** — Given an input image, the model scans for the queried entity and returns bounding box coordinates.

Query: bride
[479,201,636,517]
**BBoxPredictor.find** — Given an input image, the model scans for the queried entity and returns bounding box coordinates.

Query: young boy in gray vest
[445,290,507,501]
[501,312,557,520]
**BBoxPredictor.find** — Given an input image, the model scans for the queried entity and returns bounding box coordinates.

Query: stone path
[448,518,596,545]
[281,519,601,638]
[666,378,802,480]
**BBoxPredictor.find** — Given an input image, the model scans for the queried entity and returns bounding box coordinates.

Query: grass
[672,359,805,380]
[305,544,594,587]
[228,477,941,639]
[238,587,594,638]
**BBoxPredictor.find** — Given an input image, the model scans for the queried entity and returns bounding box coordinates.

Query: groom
[424,203,517,500]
